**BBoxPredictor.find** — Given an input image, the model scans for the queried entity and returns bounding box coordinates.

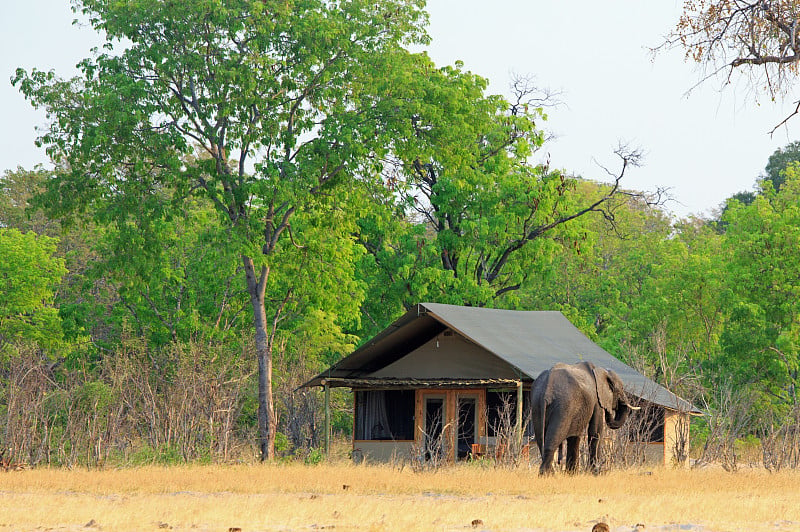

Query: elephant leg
[539,445,557,476]
[565,436,581,474]
[588,432,601,474]
[588,407,606,475]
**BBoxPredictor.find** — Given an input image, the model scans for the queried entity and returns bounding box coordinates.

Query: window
[486,390,531,437]
[628,404,664,443]
[354,390,415,440]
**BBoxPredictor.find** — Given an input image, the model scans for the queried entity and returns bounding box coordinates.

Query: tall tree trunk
[243,255,276,460]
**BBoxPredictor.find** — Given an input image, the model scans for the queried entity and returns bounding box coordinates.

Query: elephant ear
[591,365,615,412]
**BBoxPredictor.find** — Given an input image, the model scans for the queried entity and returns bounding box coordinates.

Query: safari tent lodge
[302,303,700,466]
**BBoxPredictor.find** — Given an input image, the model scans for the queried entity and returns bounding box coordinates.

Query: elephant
[531,361,639,475]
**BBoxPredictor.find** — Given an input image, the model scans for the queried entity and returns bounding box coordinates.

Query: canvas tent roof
[304,303,700,413]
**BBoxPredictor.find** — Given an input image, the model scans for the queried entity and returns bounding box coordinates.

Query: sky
[3,1,800,219]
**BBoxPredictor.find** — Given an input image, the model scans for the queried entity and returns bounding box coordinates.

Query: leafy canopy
[721,166,800,408]
[0,228,67,354]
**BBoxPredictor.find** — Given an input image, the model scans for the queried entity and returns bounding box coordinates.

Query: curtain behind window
[355,390,415,440]
[355,391,392,440]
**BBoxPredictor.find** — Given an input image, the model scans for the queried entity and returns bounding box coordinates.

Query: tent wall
[352,386,541,463]
[353,441,415,462]
[627,442,667,464]
[349,385,685,467]
[368,331,519,379]
[664,410,690,466]
[614,410,691,467]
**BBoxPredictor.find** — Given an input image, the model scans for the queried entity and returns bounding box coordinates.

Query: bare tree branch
[662,0,800,129]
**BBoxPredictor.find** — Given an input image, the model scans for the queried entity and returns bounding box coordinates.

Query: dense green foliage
[0,227,66,354]
[721,169,800,411]
[4,1,800,466]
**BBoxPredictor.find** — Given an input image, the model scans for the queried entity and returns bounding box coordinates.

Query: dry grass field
[0,462,798,532]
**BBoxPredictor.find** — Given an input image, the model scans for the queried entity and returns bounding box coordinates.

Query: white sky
[3,1,800,218]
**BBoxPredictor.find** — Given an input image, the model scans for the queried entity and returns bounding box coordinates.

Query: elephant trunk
[606,402,636,429]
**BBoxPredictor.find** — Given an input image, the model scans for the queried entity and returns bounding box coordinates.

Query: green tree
[0,167,110,348]
[0,167,57,234]
[92,194,247,347]
[518,181,724,404]
[720,167,800,410]
[0,228,67,354]
[764,141,800,192]
[15,0,427,460]
[357,58,642,320]
[629,217,726,397]
[717,141,800,225]
[519,181,675,347]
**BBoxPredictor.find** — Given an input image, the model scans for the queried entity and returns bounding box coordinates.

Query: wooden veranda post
[323,380,330,457]
[516,379,523,447]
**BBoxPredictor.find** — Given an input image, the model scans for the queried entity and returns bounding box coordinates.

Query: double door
[418,390,484,461]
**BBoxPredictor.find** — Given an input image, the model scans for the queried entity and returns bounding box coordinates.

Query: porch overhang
[312,377,524,389]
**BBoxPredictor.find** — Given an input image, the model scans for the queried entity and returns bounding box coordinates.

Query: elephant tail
[537,396,548,452]
[543,400,550,448]
[533,369,552,452]
[540,372,555,447]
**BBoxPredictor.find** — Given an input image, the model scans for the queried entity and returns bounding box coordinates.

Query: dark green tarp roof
[304,303,699,413]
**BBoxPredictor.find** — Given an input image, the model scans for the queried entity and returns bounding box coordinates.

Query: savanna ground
[1,460,799,532]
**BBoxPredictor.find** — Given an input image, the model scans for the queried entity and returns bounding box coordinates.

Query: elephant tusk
[628,405,641,410]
